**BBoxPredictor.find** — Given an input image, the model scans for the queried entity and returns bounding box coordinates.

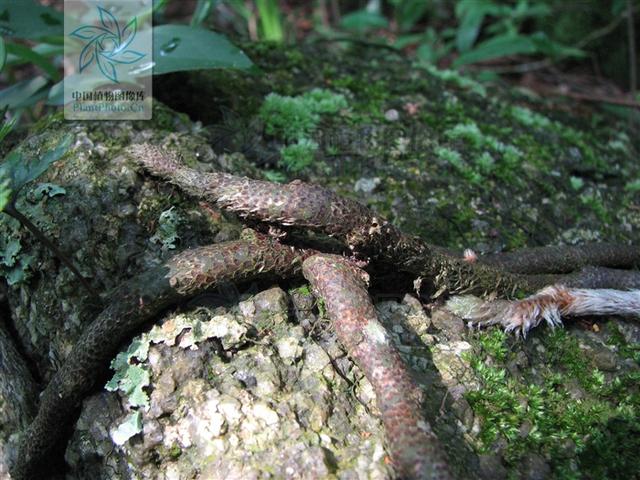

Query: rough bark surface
[303,255,452,479]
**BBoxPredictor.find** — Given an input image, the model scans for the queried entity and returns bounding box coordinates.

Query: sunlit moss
[466,328,640,478]
[279,139,319,172]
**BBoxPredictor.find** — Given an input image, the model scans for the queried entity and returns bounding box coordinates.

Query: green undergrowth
[259,88,348,174]
[465,327,640,479]
[168,42,638,249]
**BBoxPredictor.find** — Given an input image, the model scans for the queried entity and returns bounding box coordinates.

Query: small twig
[3,202,98,299]
[479,59,552,75]
[436,389,449,422]
[534,88,640,109]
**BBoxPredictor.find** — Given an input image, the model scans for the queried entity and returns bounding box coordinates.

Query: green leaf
[47,71,118,106]
[5,42,60,80]
[339,10,389,31]
[394,0,429,32]
[224,0,252,21]
[394,33,423,49]
[5,42,63,68]
[0,0,63,40]
[453,33,537,67]
[0,178,9,211]
[0,134,72,196]
[256,0,284,42]
[0,76,50,109]
[0,114,15,144]
[456,0,487,52]
[530,32,585,60]
[191,0,216,26]
[152,25,253,75]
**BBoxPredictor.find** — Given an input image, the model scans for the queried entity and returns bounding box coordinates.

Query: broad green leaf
[152,25,253,75]
[5,42,61,80]
[47,72,124,106]
[531,32,585,60]
[512,1,550,20]
[394,0,429,32]
[453,33,537,67]
[455,0,503,52]
[0,134,72,195]
[339,10,389,31]
[394,33,423,49]
[0,76,50,109]
[0,0,63,40]
[456,7,486,52]
[5,42,64,68]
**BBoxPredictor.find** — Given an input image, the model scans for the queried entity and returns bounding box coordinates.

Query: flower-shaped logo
[70,6,145,83]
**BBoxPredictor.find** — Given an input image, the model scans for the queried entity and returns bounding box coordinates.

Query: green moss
[169,443,183,459]
[578,417,640,480]
[465,327,640,478]
[435,145,480,184]
[445,122,487,149]
[259,88,347,142]
[301,88,348,114]
[475,151,496,175]
[292,284,311,296]
[279,139,318,172]
[477,329,509,362]
[579,192,611,224]
[260,93,320,141]
[258,88,347,175]
[509,105,553,130]
[422,64,487,97]
[625,179,640,193]
[605,325,640,363]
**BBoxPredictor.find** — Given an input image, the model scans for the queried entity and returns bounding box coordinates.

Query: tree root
[11,144,640,479]
[126,144,638,297]
[449,285,640,337]
[303,255,452,480]
[10,234,309,480]
[0,316,38,430]
[479,243,640,274]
